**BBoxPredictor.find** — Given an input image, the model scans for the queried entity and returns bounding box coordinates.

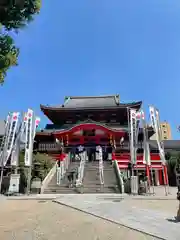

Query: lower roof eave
[52,123,127,137]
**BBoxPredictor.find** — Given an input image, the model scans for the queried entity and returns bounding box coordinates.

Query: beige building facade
[150,122,172,140]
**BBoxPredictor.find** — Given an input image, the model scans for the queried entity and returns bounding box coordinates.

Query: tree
[166,151,180,186]
[0,35,19,83]
[166,151,180,169]
[0,0,41,84]
[19,151,54,193]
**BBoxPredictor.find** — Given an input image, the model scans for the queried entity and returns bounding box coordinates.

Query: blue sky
[0,0,180,138]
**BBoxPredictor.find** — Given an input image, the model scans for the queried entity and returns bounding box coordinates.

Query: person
[67,172,73,188]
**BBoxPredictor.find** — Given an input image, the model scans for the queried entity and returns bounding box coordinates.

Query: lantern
[66,134,69,146]
[61,137,64,147]
[110,134,113,146]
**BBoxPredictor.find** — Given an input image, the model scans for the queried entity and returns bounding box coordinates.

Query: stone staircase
[103,161,120,193]
[82,161,120,193]
[44,161,80,194]
[44,160,120,194]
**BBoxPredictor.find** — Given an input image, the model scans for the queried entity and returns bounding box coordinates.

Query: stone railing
[38,142,59,152]
[76,151,86,186]
[57,153,70,185]
[40,162,57,193]
[113,160,124,193]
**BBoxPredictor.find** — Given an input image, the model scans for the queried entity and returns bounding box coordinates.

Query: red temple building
[35,95,167,187]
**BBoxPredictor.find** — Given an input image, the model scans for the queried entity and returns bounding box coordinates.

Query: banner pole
[146,127,155,195]
[127,107,134,176]
[162,164,168,196]
[26,165,32,195]
[150,165,155,195]
[0,166,4,193]
[155,107,168,195]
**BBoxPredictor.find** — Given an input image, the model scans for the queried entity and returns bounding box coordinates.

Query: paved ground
[0,186,178,240]
[0,200,160,240]
[124,199,178,214]
[55,194,180,240]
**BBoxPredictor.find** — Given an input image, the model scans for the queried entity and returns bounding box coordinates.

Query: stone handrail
[40,162,57,193]
[56,153,71,185]
[76,152,86,186]
[113,160,124,193]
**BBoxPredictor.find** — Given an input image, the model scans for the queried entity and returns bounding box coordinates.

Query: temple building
[35,95,166,186]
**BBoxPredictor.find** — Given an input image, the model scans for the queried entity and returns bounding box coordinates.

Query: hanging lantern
[61,137,64,147]
[66,134,69,146]
[114,139,116,149]
[110,134,113,146]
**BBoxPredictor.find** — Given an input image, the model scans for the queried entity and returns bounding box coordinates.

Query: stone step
[44,189,78,194]
[81,188,118,194]
[44,186,80,193]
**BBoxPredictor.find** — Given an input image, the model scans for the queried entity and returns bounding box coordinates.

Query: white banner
[155,109,162,143]
[20,113,27,143]
[149,106,166,165]
[130,109,137,165]
[141,111,151,166]
[11,138,20,166]
[33,117,40,139]
[4,112,20,166]
[98,147,104,185]
[0,113,11,166]
[11,113,27,166]
[143,140,151,166]
[156,109,166,165]
[24,109,34,166]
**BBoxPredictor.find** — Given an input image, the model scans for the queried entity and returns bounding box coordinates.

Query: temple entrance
[69,145,112,162]
[87,148,95,162]
[84,145,112,162]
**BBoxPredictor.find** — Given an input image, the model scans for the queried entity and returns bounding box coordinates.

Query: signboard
[8,174,20,193]
[77,145,84,153]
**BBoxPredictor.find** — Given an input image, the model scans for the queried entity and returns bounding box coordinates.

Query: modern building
[150,122,172,140]
[160,122,172,140]
[35,95,168,186]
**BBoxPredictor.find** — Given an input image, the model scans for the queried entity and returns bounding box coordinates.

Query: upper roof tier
[40,95,142,124]
[40,95,142,111]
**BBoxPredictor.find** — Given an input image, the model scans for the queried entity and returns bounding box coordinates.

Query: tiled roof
[0,120,5,136]
[40,95,142,110]
[62,95,120,108]
[149,140,180,150]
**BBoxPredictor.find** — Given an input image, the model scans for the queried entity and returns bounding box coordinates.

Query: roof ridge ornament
[115,94,120,105]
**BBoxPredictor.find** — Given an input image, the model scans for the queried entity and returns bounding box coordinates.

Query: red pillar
[158,169,163,185]
[163,165,169,185]
[146,165,151,184]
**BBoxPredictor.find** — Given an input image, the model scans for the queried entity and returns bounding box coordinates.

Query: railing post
[56,163,61,185]
[76,150,86,186]
[97,146,104,185]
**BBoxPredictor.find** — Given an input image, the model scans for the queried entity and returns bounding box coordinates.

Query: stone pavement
[0,200,159,240]
[0,186,177,201]
[55,194,180,240]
